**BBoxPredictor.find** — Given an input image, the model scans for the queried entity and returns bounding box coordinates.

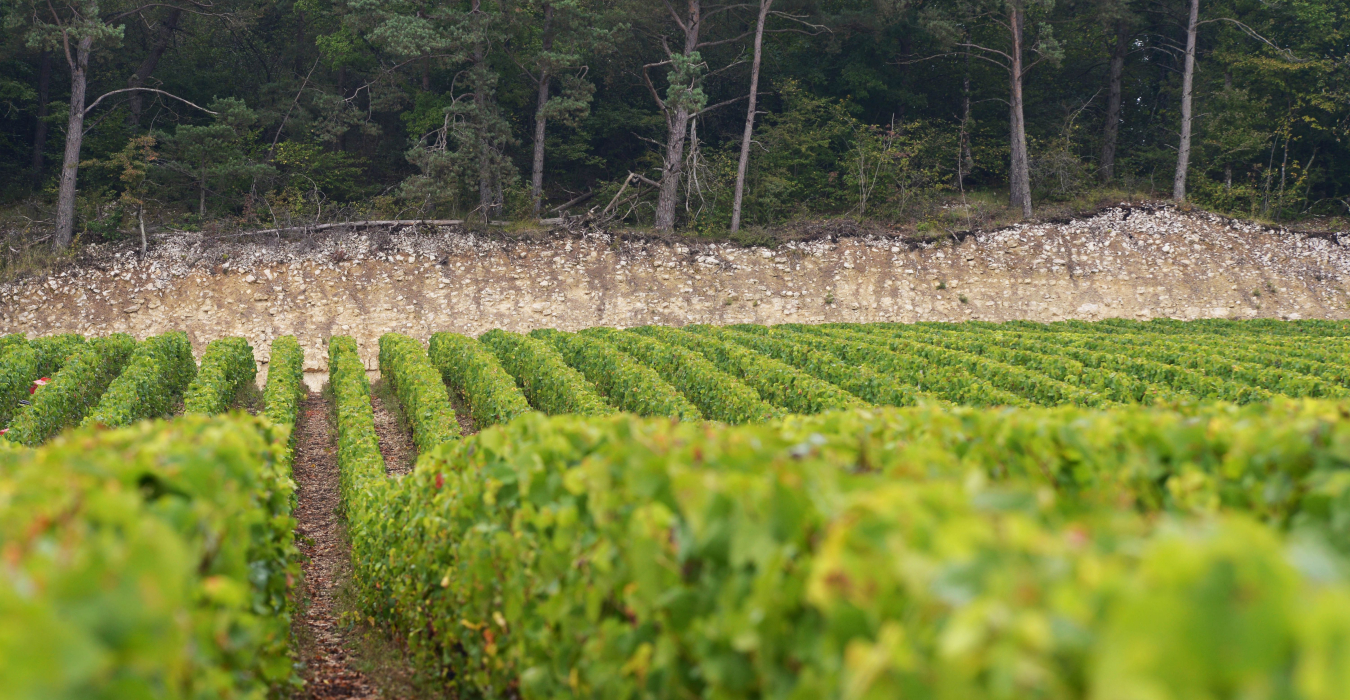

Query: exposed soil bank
[3,204,1349,377]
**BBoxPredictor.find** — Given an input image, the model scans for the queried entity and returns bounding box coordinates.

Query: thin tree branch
[269,56,320,158]
[1196,17,1306,62]
[83,87,216,116]
[691,93,750,118]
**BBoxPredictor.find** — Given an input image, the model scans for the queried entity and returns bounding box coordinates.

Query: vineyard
[4,318,1350,698]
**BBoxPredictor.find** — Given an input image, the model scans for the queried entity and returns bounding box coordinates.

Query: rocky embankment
[2,204,1347,386]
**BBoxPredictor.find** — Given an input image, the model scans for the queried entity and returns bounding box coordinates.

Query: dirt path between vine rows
[369,387,415,476]
[291,392,380,699]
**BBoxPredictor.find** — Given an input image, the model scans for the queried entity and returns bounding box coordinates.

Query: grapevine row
[481,329,615,417]
[580,326,780,423]
[379,332,461,452]
[339,402,1350,699]
[532,328,703,420]
[777,325,1031,407]
[0,414,300,696]
[429,331,532,429]
[635,324,867,414]
[184,337,257,415]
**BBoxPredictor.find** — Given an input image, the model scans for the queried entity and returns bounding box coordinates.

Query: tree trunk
[336,65,347,150]
[1008,5,1033,218]
[470,0,496,219]
[654,0,702,232]
[138,204,147,256]
[31,50,52,174]
[530,3,555,218]
[655,108,693,231]
[473,54,493,218]
[1276,128,1290,221]
[1172,0,1200,201]
[729,0,772,233]
[1221,70,1232,191]
[199,156,208,217]
[1100,20,1128,183]
[128,8,183,128]
[54,36,93,250]
[959,38,973,192]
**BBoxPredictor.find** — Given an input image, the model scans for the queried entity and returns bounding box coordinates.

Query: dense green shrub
[581,326,779,423]
[0,341,38,427]
[83,331,197,429]
[532,328,702,420]
[0,333,24,353]
[959,322,1262,402]
[828,323,1107,407]
[777,325,1031,407]
[329,335,385,497]
[4,334,136,446]
[329,335,397,640]
[263,336,306,430]
[0,414,298,699]
[183,337,256,415]
[480,329,614,416]
[348,400,1350,699]
[720,324,939,406]
[379,333,461,453]
[637,325,867,413]
[428,332,533,429]
[30,334,88,375]
[0,334,90,427]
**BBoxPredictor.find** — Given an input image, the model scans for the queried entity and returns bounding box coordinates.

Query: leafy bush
[83,331,197,429]
[581,327,779,423]
[428,332,532,429]
[0,341,38,427]
[967,322,1262,402]
[329,335,385,498]
[532,328,702,420]
[636,325,866,413]
[329,335,397,635]
[263,336,306,430]
[480,329,614,416]
[183,337,256,415]
[346,401,1350,699]
[0,335,90,427]
[4,334,136,446]
[828,324,1106,407]
[778,325,1031,407]
[29,333,88,374]
[378,333,461,453]
[720,324,938,406]
[0,414,298,698]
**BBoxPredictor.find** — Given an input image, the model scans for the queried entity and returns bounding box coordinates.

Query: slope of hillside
[1,204,1346,379]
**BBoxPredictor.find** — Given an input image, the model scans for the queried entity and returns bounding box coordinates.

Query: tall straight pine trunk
[1172,0,1200,201]
[729,0,772,233]
[1100,21,1129,183]
[469,0,498,219]
[530,4,555,218]
[54,36,93,250]
[1008,5,1033,218]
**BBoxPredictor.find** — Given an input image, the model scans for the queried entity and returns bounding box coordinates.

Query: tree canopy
[1,0,1346,239]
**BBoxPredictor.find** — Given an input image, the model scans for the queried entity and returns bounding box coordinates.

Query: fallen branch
[552,190,595,213]
[216,220,465,237]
